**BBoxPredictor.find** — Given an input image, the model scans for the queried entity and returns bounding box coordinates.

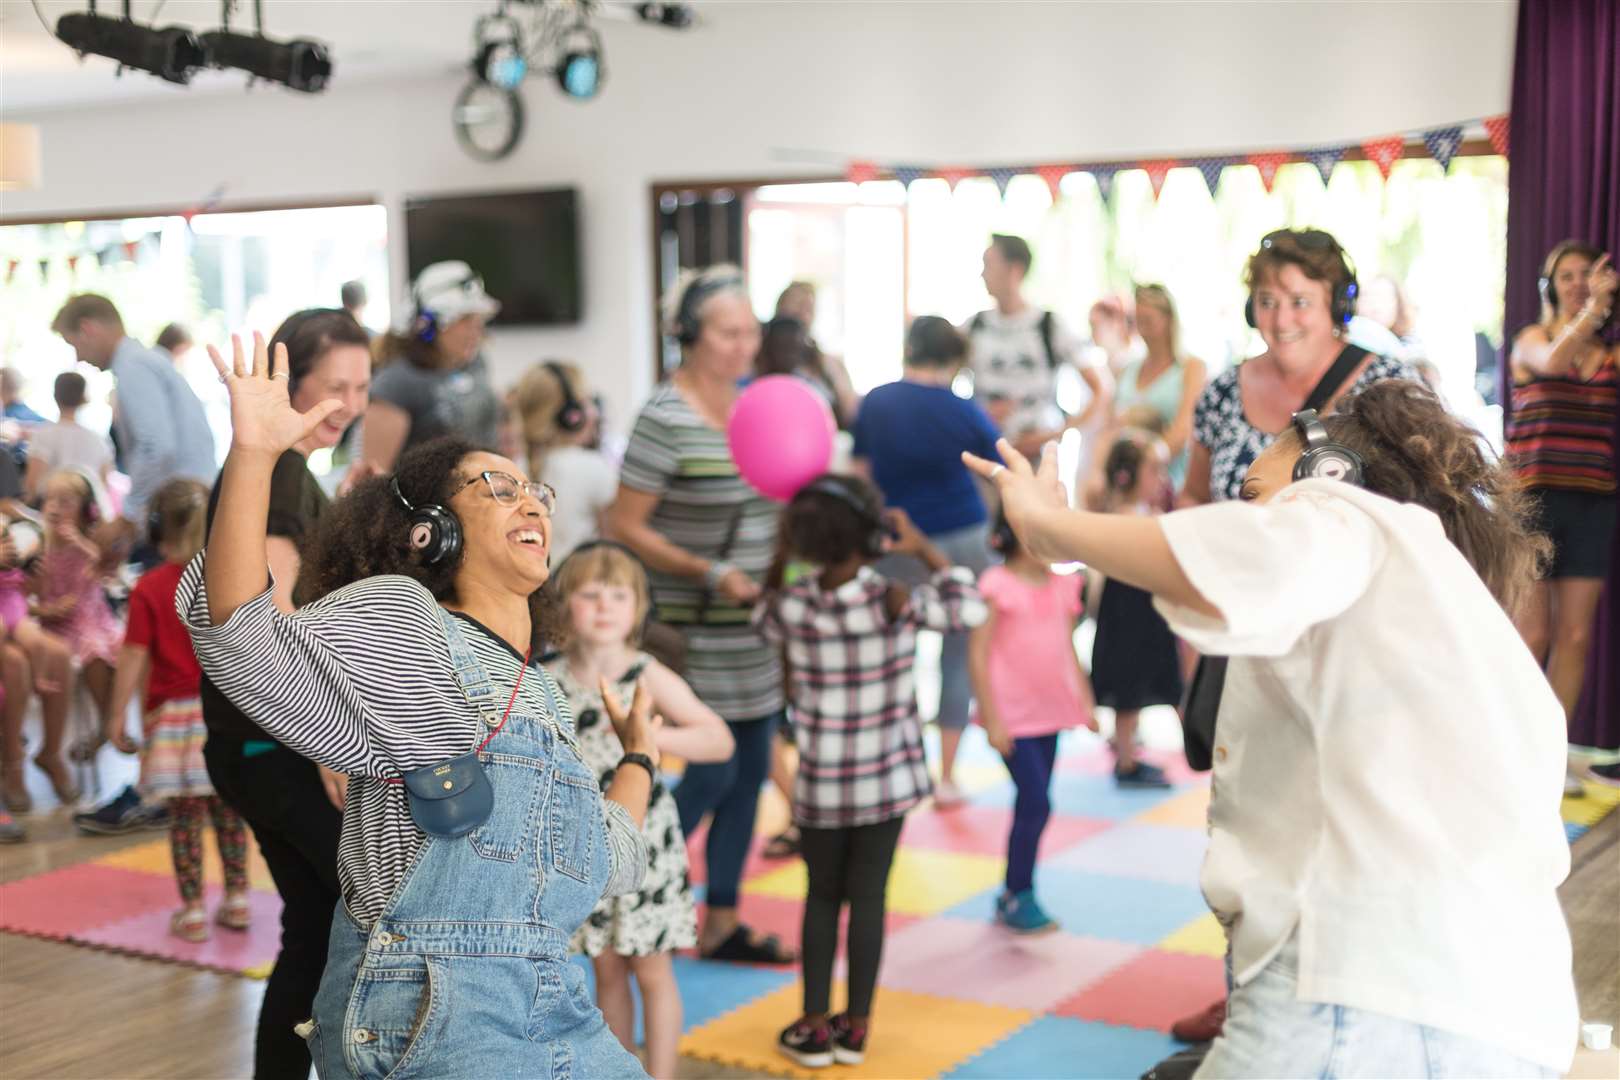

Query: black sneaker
[72,785,151,835]
[1115,761,1172,789]
[777,1017,833,1068]
[1590,761,1620,787]
[830,1013,867,1065]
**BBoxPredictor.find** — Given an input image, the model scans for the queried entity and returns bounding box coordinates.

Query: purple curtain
[1502,0,1620,748]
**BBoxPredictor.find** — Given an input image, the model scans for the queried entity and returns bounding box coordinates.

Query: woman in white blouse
[968,379,1576,1078]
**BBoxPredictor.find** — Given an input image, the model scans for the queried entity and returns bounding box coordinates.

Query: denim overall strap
[436,609,501,731]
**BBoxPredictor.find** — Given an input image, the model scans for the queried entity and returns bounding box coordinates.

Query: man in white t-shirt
[964,235,1112,458]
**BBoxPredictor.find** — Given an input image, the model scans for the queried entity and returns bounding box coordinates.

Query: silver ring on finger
[990,464,1005,479]
[218,372,236,384]
[271,371,288,380]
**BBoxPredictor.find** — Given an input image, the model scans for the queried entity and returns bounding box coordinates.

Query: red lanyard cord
[382,647,533,785]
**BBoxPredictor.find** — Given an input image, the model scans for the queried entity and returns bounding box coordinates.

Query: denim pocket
[548,769,598,884]
[468,752,547,862]
[343,958,443,1080]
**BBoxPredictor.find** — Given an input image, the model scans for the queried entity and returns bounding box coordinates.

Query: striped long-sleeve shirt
[175,555,646,926]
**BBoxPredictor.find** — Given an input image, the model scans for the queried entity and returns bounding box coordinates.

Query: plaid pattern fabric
[755,565,987,828]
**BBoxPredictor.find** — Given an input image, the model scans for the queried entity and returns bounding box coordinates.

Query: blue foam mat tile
[1565,821,1589,843]
[970,771,1182,820]
[944,865,1210,945]
[572,952,795,1044]
[943,1015,1182,1079]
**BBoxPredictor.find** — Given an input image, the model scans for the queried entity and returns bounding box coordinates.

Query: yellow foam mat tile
[1563,779,1620,828]
[1135,784,1211,828]
[1158,912,1227,958]
[94,835,275,892]
[743,847,1005,917]
[680,981,1033,1080]
[953,762,1010,796]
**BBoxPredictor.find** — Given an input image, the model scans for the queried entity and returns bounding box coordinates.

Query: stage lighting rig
[201,0,332,93]
[633,2,694,29]
[554,21,604,100]
[55,5,208,85]
[472,10,528,91]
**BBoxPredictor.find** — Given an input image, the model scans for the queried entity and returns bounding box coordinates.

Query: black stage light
[634,2,695,29]
[55,11,208,85]
[555,23,603,99]
[200,29,332,92]
[472,13,527,91]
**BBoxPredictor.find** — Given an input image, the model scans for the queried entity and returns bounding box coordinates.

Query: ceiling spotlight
[472,13,527,91]
[55,11,209,85]
[201,29,332,92]
[555,23,603,100]
[634,2,695,29]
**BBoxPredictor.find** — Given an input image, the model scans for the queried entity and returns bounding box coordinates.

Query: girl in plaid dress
[755,474,986,1069]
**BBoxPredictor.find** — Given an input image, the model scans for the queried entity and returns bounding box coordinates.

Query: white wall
[3,1,1517,423]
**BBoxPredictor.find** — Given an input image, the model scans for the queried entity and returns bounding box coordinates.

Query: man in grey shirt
[51,294,217,536]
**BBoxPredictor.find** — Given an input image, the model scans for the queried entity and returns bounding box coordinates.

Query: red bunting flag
[4,259,17,285]
[1142,159,1178,200]
[1360,136,1405,180]
[1484,115,1510,157]
[845,160,878,185]
[935,166,974,191]
[124,240,141,261]
[1247,152,1290,193]
[66,254,80,275]
[1033,164,1070,201]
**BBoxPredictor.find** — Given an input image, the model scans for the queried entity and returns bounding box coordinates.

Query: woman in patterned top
[1506,241,1618,793]
[183,333,660,1079]
[606,264,793,966]
[1182,229,1416,506]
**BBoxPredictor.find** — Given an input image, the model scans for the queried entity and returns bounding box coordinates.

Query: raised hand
[963,438,1071,562]
[1586,253,1617,312]
[600,676,663,768]
[206,332,343,458]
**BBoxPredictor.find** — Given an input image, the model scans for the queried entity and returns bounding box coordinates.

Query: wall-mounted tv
[404,187,581,325]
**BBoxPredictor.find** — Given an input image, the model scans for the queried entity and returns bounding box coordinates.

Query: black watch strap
[619,752,657,781]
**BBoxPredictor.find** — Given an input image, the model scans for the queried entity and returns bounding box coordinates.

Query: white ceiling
[1,0,650,113]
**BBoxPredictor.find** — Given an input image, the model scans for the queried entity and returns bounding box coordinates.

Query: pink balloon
[727,375,836,501]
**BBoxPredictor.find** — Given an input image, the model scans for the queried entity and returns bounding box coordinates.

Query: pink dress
[975,564,1095,738]
[37,543,123,667]
[0,568,27,634]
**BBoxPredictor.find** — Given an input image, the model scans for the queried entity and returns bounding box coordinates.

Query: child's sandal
[216,895,252,932]
[170,907,210,943]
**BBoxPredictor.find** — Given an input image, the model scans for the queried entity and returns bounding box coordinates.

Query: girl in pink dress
[0,512,75,811]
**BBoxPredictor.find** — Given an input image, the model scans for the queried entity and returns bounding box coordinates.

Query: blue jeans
[1195,935,1559,1079]
[1002,734,1058,894]
[674,710,781,910]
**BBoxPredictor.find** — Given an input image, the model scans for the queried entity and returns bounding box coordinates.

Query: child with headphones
[1088,428,1180,790]
[0,510,74,813]
[967,379,1577,1078]
[511,359,615,564]
[968,504,1097,936]
[754,474,986,1069]
[103,479,252,941]
[542,540,733,1080]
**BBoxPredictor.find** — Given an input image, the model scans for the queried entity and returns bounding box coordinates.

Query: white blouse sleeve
[1152,484,1386,657]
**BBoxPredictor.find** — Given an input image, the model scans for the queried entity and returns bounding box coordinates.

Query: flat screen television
[404,187,581,325]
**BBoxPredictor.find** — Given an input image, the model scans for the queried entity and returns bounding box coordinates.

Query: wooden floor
[2,801,1617,1079]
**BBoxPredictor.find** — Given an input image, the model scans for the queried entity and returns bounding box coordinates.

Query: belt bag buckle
[401,751,493,838]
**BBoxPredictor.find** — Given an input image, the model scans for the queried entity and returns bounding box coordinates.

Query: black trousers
[204,739,342,1080]
[798,816,905,1018]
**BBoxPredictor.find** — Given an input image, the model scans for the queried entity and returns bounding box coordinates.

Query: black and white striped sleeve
[176,553,473,777]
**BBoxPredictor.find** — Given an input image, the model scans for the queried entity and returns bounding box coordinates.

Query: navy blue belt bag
[400,751,495,839]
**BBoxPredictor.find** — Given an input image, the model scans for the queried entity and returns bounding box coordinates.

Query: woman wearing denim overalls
[179,333,659,1079]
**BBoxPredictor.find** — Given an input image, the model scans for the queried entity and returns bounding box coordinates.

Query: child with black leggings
[755,474,985,1068]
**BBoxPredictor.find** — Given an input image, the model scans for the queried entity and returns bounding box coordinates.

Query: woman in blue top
[851,316,1002,805]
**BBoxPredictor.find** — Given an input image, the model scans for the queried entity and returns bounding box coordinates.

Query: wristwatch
[619,752,657,781]
[705,560,737,590]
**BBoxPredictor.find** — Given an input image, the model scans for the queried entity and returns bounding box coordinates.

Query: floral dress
[37,542,122,666]
[547,653,699,958]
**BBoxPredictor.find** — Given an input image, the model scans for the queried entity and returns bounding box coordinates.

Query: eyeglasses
[453,471,556,514]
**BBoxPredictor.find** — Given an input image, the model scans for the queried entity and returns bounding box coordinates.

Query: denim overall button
[352,1029,373,1044]
[373,930,392,947]
[484,713,501,728]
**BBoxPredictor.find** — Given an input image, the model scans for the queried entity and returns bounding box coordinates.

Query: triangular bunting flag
[4,259,18,285]
[890,165,925,189]
[96,246,116,267]
[1361,135,1405,180]
[1484,114,1510,157]
[1033,164,1071,202]
[1304,146,1347,187]
[985,167,1019,199]
[1422,126,1465,172]
[845,160,878,185]
[124,240,141,261]
[1088,165,1119,203]
[935,166,973,191]
[1247,152,1290,193]
[38,258,51,281]
[66,254,80,275]
[1189,157,1230,195]
[1142,159,1179,200]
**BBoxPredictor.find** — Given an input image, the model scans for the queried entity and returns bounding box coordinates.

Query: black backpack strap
[1038,310,1059,369]
[1302,344,1370,414]
[969,311,986,332]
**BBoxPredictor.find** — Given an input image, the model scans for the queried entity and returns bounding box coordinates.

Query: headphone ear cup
[147,509,163,548]
[1244,296,1257,329]
[558,404,586,433]
[416,311,439,344]
[407,506,463,565]
[1540,276,1556,312]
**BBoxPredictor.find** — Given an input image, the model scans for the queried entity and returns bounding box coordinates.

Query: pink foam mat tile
[74,886,283,976]
[901,806,1113,859]
[0,864,179,940]
[1054,948,1227,1031]
[876,915,1144,1011]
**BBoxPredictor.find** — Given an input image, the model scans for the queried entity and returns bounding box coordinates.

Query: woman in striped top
[181,333,659,1079]
[1507,241,1618,796]
[605,265,793,967]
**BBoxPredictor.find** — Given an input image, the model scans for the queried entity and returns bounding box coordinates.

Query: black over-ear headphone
[1290,409,1364,485]
[545,361,588,433]
[674,273,743,346]
[147,487,207,549]
[391,476,464,565]
[796,476,888,558]
[1245,229,1359,330]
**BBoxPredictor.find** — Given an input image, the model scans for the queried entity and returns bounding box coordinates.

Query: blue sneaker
[1115,761,1172,789]
[72,785,164,835]
[995,889,1059,935]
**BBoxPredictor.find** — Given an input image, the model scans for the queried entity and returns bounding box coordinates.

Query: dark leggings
[1003,734,1059,895]
[205,739,342,1080]
[798,816,905,1018]
[674,710,781,909]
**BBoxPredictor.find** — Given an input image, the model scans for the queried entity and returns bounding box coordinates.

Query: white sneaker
[933,779,966,808]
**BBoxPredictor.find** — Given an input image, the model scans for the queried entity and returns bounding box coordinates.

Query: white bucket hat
[410,260,500,328]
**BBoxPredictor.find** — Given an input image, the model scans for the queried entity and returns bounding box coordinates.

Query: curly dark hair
[1304,380,1550,617]
[784,474,885,566]
[296,436,559,651]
